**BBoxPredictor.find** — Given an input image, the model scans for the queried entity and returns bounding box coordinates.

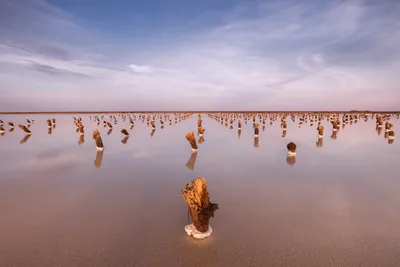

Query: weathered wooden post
[121,128,130,137]
[181,177,218,239]
[47,119,52,128]
[198,126,205,137]
[18,124,31,135]
[287,142,296,156]
[254,123,260,137]
[317,125,324,137]
[0,125,5,134]
[385,122,393,132]
[93,129,104,151]
[8,122,15,128]
[238,119,242,130]
[186,132,198,152]
[388,131,395,140]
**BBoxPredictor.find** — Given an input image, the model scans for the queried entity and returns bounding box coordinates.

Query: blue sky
[0,0,399,111]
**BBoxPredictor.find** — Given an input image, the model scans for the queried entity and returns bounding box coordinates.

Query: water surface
[0,114,399,267]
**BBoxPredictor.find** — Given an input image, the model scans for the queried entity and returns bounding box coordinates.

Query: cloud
[26,60,91,78]
[127,64,154,73]
[0,0,399,111]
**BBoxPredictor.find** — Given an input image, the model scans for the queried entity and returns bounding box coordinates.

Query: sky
[0,0,399,111]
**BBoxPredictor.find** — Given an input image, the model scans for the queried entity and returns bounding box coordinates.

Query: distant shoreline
[0,110,399,114]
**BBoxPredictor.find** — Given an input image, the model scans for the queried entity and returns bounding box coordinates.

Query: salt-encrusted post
[181,177,218,239]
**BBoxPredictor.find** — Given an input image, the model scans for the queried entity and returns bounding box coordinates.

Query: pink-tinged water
[0,114,399,267]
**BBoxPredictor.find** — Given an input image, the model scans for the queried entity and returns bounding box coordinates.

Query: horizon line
[1,110,400,115]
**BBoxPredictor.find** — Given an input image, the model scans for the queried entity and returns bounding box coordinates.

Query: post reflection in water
[376,126,383,136]
[151,129,155,137]
[185,151,198,171]
[198,136,205,144]
[286,155,296,166]
[238,129,241,139]
[388,138,395,145]
[331,130,338,140]
[107,129,113,135]
[9,128,15,132]
[20,134,31,144]
[48,127,52,135]
[94,150,104,169]
[316,137,323,148]
[282,130,286,138]
[254,136,259,148]
[78,134,85,145]
[121,136,130,144]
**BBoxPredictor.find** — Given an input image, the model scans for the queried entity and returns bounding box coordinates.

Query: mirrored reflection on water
[19,134,31,144]
[0,112,399,267]
[94,150,104,169]
[185,151,198,171]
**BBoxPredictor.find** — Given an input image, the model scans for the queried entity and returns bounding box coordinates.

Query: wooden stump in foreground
[181,177,218,239]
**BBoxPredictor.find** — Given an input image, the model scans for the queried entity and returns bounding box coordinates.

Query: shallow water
[0,113,399,267]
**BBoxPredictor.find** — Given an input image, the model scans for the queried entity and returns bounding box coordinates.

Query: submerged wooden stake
[18,124,31,135]
[181,177,218,239]
[93,129,104,151]
[186,132,198,152]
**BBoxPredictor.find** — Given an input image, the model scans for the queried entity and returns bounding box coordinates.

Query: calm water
[0,113,399,267]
